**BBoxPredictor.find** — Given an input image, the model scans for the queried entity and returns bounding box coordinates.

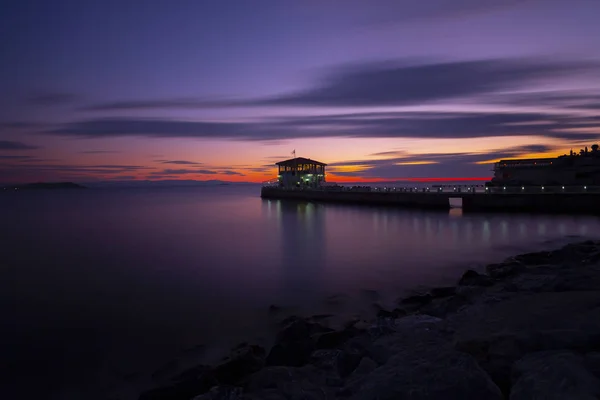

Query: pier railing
[261,183,600,194]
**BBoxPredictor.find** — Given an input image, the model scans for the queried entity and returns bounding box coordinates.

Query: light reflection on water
[1,185,600,399]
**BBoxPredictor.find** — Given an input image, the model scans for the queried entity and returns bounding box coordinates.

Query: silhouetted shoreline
[1,182,86,191]
[135,240,600,400]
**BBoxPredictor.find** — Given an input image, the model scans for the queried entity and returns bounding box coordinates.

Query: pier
[261,184,600,214]
[262,154,600,214]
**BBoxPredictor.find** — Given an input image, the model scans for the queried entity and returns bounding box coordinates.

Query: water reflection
[271,200,327,300]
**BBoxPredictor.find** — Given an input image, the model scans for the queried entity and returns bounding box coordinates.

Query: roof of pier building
[275,157,327,166]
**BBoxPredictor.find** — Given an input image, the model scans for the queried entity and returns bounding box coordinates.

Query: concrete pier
[261,186,451,209]
[260,186,600,214]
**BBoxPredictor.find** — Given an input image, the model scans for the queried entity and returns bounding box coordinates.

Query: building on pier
[275,157,327,188]
[488,143,600,187]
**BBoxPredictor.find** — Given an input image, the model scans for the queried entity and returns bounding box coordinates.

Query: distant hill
[2,182,86,190]
[81,179,257,188]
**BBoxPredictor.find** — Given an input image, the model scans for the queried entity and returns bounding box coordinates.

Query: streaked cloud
[0,140,39,150]
[82,58,600,111]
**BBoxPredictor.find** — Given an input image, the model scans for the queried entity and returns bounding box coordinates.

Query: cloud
[83,58,600,111]
[43,111,600,142]
[148,168,244,176]
[0,155,33,160]
[327,143,560,179]
[158,160,203,165]
[0,140,39,150]
[80,150,121,154]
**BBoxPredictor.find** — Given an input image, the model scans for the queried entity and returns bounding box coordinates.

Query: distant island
[2,182,86,191]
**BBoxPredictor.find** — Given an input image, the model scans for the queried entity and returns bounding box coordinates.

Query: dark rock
[266,340,315,367]
[512,251,555,265]
[376,307,406,319]
[350,357,377,376]
[450,290,600,394]
[510,350,600,400]
[314,326,361,349]
[486,262,526,279]
[213,344,266,384]
[340,316,501,400]
[399,293,432,306]
[191,386,245,400]
[275,317,332,344]
[244,366,336,399]
[458,269,493,287]
[430,286,456,298]
[309,349,363,378]
[267,316,334,367]
[139,369,218,400]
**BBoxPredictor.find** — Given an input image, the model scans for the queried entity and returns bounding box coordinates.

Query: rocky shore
[138,240,600,400]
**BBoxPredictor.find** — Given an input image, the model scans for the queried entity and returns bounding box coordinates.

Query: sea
[2,183,600,399]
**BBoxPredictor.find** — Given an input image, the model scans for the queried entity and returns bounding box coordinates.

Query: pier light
[584,186,587,190]
[541,186,544,190]
[485,187,489,191]
[562,186,565,190]
[503,186,506,190]
[521,186,524,190]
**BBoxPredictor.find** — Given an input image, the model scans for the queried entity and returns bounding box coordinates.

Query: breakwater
[261,186,600,214]
[138,240,600,400]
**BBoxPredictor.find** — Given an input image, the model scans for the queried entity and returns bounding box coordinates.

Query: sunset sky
[1,0,600,184]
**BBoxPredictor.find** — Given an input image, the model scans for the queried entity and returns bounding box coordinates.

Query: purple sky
[1,0,600,183]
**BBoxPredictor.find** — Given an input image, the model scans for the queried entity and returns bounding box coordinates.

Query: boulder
[138,344,265,400]
[451,291,600,394]
[309,349,363,378]
[266,317,333,367]
[458,270,493,287]
[486,262,526,279]
[213,344,266,384]
[314,325,363,349]
[399,293,432,306]
[191,386,245,400]
[340,319,502,400]
[244,365,336,400]
[139,368,218,400]
[510,350,600,399]
[265,340,315,367]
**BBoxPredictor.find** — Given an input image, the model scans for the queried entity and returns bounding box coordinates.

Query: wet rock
[458,269,493,286]
[139,367,218,400]
[213,344,266,384]
[266,340,315,367]
[510,350,600,400]
[266,316,334,367]
[275,317,332,344]
[351,357,377,376]
[511,251,555,265]
[309,349,362,378]
[486,262,526,279]
[376,307,406,319]
[314,325,362,349]
[399,293,432,306]
[340,316,501,400]
[191,386,245,400]
[244,366,335,399]
[430,286,456,298]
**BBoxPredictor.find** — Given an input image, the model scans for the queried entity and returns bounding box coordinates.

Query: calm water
[2,184,600,399]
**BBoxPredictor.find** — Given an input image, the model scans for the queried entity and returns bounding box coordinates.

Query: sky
[1,0,600,184]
